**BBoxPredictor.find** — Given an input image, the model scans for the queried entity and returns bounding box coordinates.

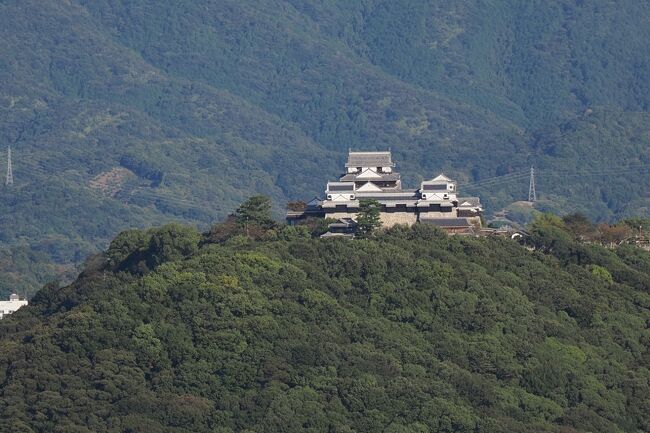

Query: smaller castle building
[287,150,483,233]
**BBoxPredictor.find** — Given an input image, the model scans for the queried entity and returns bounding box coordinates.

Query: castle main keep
[287,150,483,233]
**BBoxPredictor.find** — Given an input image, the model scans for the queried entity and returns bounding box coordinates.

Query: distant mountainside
[1,222,649,432]
[1,0,650,294]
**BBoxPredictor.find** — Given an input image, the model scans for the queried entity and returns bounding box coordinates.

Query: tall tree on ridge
[356,199,382,238]
[235,195,275,234]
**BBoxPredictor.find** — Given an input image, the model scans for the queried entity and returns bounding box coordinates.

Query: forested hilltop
[1,0,650,293]
[1,214,649,433]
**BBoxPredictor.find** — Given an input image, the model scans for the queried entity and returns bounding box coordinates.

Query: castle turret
[419,174,457,202]
[339,151,401,190]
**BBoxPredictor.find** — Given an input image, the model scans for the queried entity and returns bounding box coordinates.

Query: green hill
[1,0,650,294]
[1,220,649,432]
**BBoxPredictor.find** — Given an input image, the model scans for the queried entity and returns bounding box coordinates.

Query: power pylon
[5,146,13,186]
[528,166,536,202]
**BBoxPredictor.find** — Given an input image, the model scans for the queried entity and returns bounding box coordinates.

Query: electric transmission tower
[5,146,13,186]
[528,166,536,202]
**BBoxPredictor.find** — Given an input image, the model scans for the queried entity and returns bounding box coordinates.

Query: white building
[0,294,28,319]
[287,150,483,232]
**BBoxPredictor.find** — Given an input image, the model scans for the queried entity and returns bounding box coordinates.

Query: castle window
[423,184,447,191]
[329,184,354,192]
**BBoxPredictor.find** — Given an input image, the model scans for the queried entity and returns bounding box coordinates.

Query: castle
[286,150,483,234]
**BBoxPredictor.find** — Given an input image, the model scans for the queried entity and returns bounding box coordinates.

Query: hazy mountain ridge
[1,0,649,294]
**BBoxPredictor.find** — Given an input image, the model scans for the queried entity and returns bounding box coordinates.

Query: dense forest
[1,210,649,432]
[1,0,650,294]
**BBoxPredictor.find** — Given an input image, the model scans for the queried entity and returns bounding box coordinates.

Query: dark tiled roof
[346,151,393,167]
[328,184,355,191]
[329,218,357,228]
[306,197,323,208]
[420,218,472,228]
[320,232,355,238]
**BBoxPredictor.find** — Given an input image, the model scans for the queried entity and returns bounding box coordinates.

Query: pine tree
[235,195,274,230]
[355,199,382,237]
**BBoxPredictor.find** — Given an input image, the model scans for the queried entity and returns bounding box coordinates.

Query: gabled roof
[458,197,481,207]
[431,173,453,182]
[346,151,394,168]
[356,168,382,179]
[327,194,355,202]
[356,182,383,192]
[307,197,323,206]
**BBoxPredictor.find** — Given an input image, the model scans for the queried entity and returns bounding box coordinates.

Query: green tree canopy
[563,213,596,239]
[355,199,382,237]
[235,195,275,229]
[1,221,650,432]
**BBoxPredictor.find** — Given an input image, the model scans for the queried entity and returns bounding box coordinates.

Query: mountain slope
[1,0,650,294]
[0,224,649,432]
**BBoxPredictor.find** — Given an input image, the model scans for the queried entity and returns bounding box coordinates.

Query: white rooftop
[0,294,28,319]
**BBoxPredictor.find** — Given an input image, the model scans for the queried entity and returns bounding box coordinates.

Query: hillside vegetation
[1,0,650,293]
[0,218,649,433]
